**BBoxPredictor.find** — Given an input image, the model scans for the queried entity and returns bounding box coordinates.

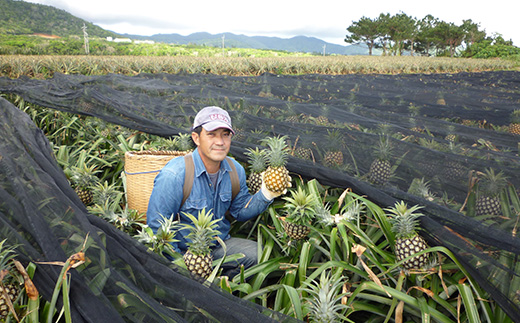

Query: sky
[25,0,519,47]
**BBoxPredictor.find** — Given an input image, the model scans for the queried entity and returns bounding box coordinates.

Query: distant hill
[1,0,368,55]
[0,0,117,38]
[123,32,370,55]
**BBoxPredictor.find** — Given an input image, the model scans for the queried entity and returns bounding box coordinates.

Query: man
[147,106,286,278]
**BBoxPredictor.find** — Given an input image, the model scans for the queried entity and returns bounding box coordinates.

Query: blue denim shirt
[147,148,272,253]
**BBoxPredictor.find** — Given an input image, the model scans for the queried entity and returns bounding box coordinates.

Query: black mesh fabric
[1,71,520,321]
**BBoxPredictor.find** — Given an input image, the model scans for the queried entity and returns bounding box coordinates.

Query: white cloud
[24,0,519,46]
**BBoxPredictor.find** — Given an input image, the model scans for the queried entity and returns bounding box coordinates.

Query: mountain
[2,0,368,55]
[0,0,117,38]
[122,32,369,55]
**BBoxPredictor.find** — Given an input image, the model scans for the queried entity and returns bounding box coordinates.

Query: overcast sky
[25,0,518,46]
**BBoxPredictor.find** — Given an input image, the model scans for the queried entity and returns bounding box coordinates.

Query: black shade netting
[1,70,520,321]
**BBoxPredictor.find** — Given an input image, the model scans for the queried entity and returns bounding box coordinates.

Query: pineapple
[476,168,508,216]
[312,115,330,126]
[322,129,344,168]
[508,109,520,136]
[293,135,314,162]
[368,135,393,186]
[0,240,21,321]
[69,164,100,206]
[181,208,221,280]
[244,147,267,194]
[281,181,319,240]
[442,143,468,183]
[260,135,292,193]
[294,145,313,161]
[176,132,195,152]
[386,201,430,271]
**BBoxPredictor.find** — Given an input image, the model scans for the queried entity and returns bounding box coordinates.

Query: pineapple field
[0,56,520,322]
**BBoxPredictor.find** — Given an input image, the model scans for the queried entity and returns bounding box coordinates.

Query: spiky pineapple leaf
[181,208,221,256]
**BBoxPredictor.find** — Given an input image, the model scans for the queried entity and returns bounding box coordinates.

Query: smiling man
[147,106,287,278]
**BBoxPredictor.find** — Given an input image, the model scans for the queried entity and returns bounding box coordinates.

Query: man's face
[192,127,232,167]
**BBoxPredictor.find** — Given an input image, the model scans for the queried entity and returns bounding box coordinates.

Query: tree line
[344,12,518,58]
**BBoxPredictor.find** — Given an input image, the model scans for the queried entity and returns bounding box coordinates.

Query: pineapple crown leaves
[282,183,320,225]
[339,198,366,223]
[91,180,123,206]
[181,208,222,256]
[0,239,20,282]
[325,129,345,151]
[478,168,508,196]
[176,132,195,152]
[407,178,434,201]
[510,109,520,123]
[152,136,179,151]
[260,135,290,168]
[244,147,267,173]
[373,135,393,161]
[385,201,424,238]
[155,214,180,245]
[68,163,100,189]
[301,270,348,323]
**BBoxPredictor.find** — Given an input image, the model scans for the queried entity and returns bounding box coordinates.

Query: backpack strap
[181,153,239,208]
[182,153,195,207]
[226,156,240,200]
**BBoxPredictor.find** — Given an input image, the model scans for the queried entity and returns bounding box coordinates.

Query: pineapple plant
[181,208,221,280]
[322,129,344,168]
[386,201,430,271]
[69,163,100,206]
[475,168,508,216]
[508,109,520,136]
[292,134,314,162]
[442,143,469,183]
[368,135,393,186]
[176,132,195,152]
[407,178,435,202]
[0,240,21,321]
[260,135,292,193]
[444,124,458,143]
[302,270,348,323]
[281,180,319,240]
[244,147,267,194]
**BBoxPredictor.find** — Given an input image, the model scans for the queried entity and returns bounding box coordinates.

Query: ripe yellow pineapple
[261,135,292,193]
[181,208,221,280]
[386,201,430,271]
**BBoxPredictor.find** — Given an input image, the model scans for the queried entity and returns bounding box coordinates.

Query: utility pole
[322,44,326,56]
[222,34,225,56]
[82,24,89,55]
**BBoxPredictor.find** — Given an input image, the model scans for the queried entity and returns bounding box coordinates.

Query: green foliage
[0,0,116,38]
[462,36,520,59]
[345,12,518,58]
[0,34,312,56]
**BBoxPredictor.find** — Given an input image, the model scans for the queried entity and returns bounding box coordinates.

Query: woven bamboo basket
[124,150,189,217]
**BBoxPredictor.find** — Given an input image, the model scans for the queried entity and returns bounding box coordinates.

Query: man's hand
[260,172,291,200]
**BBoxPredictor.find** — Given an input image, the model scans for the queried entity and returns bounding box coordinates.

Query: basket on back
[124,150,189,217]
